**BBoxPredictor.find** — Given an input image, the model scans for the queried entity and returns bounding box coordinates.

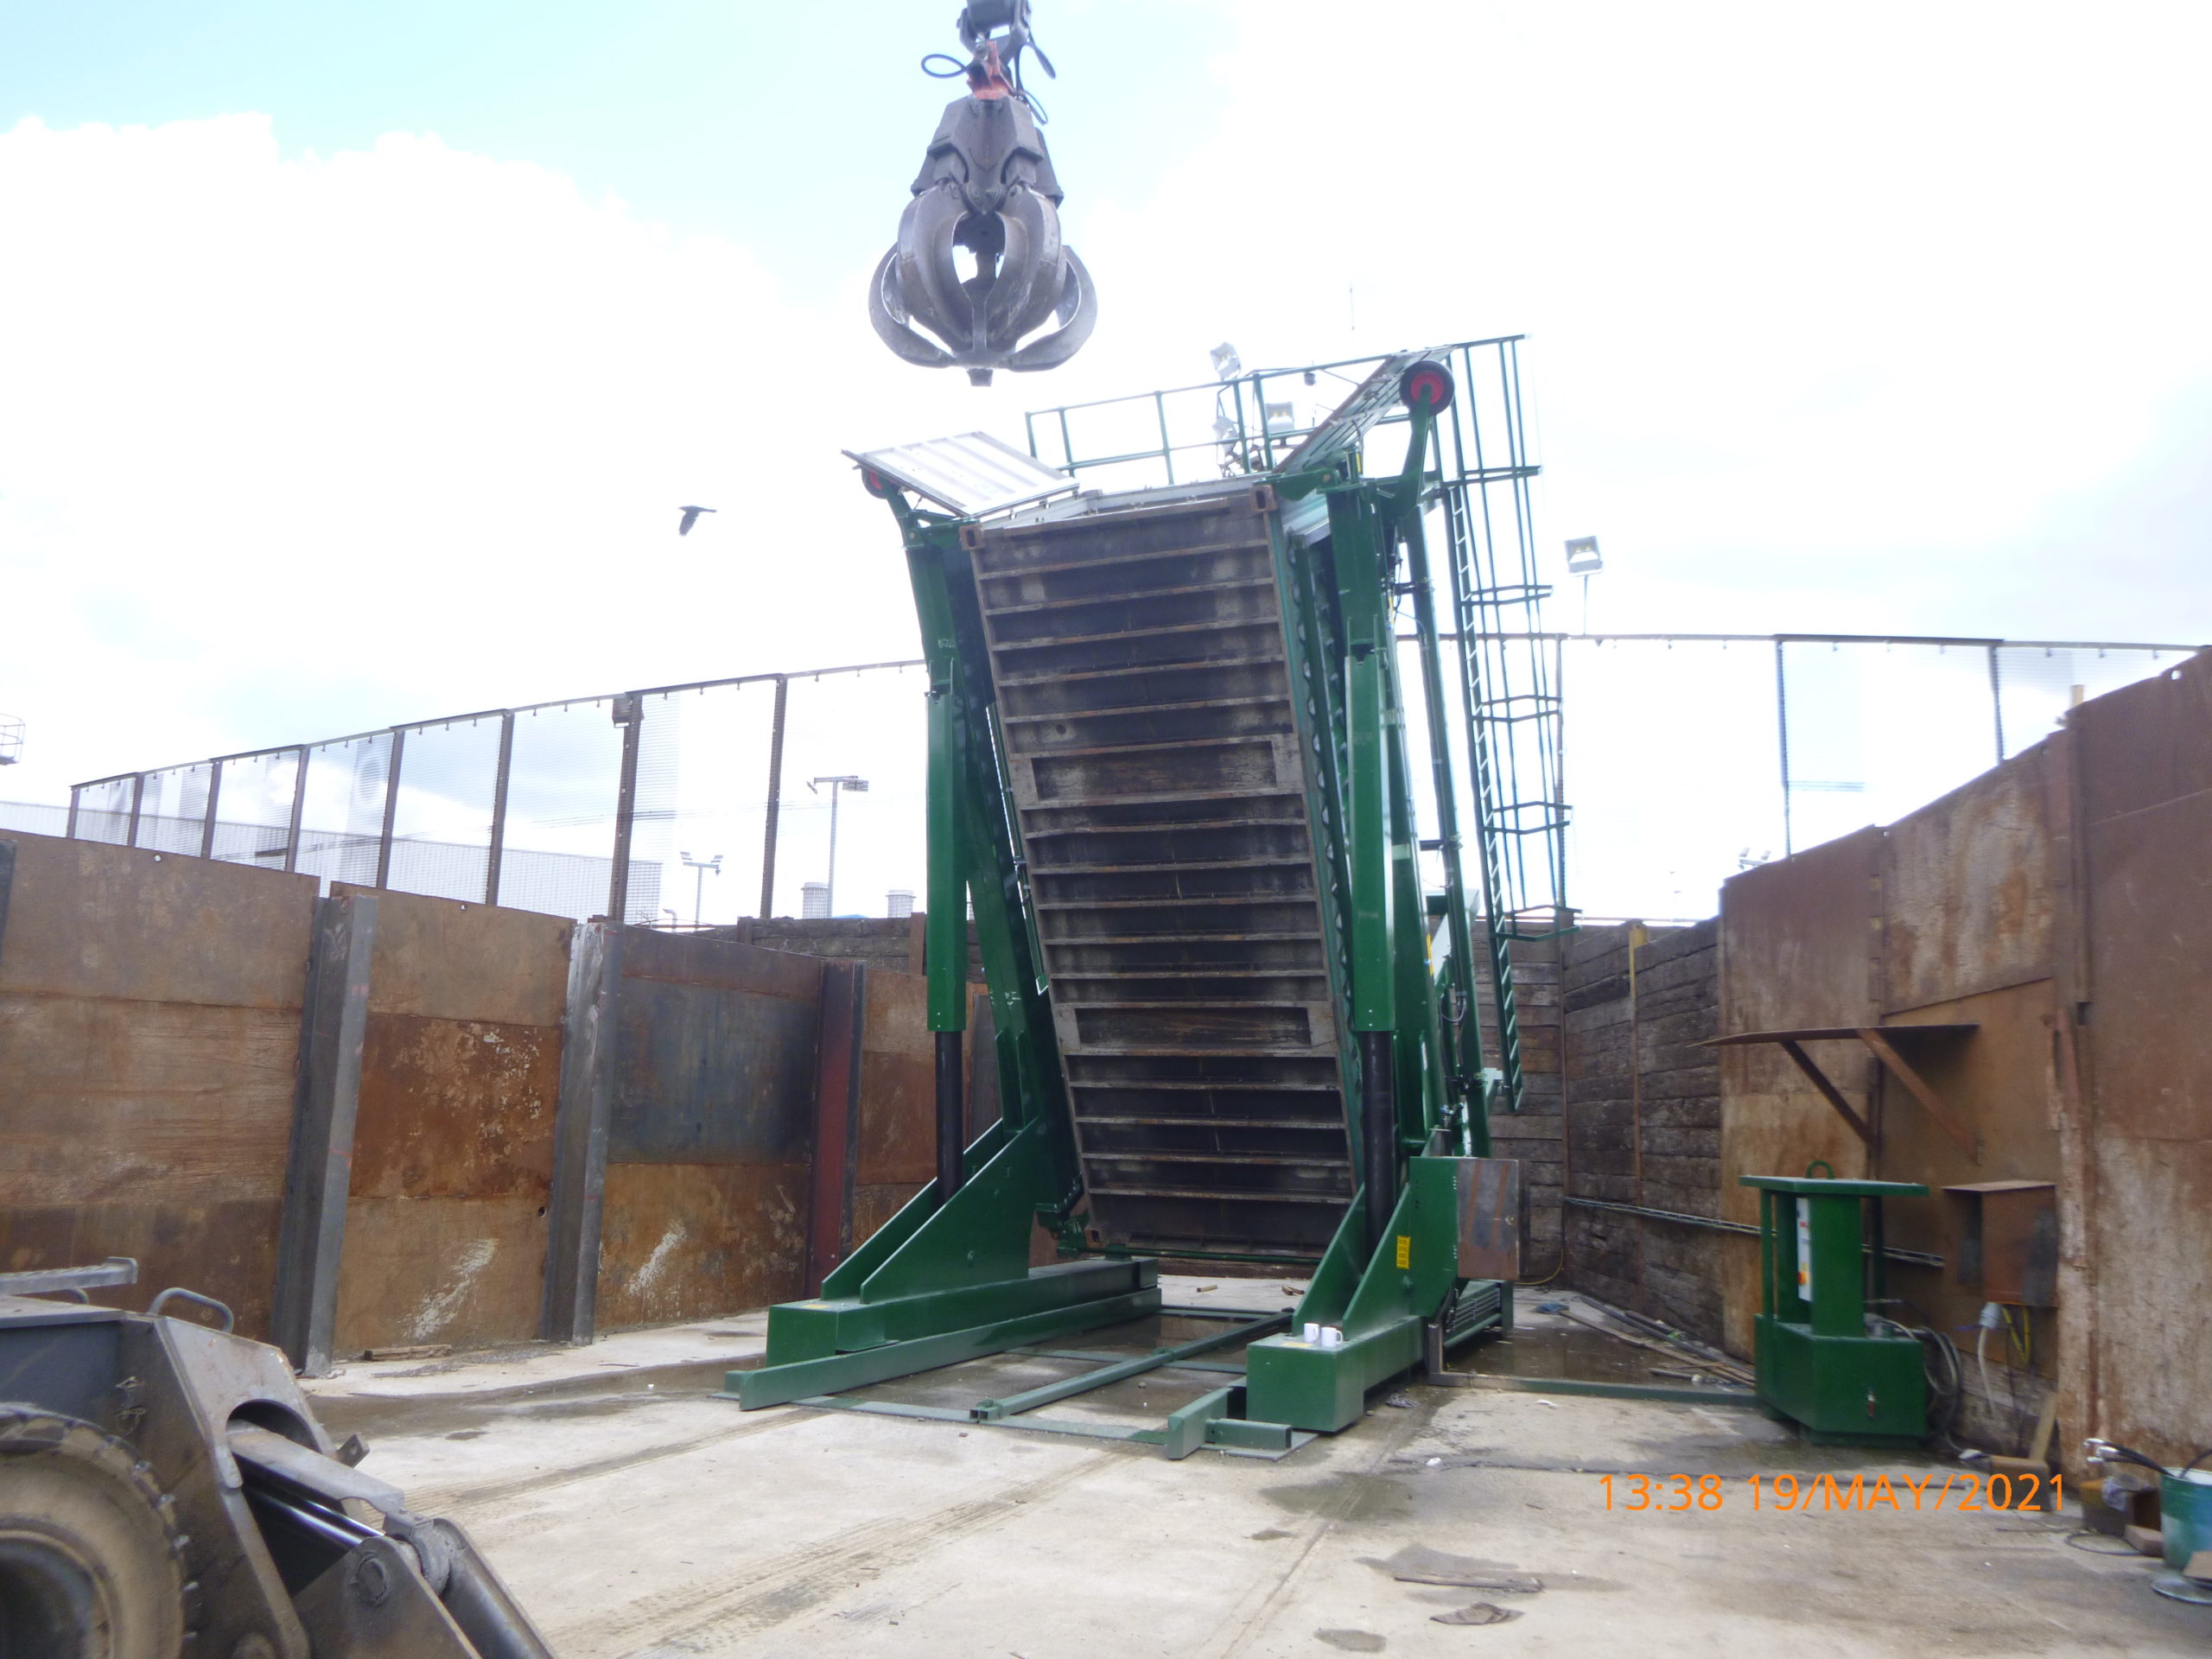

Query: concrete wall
[1558,920,1724,1341]
[0,834,316,1338]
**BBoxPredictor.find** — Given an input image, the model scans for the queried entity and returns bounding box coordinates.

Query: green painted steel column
[1347,649,1394,1033]
[904,512,971,1203]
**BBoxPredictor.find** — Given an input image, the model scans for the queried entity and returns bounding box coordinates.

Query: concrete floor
[304,1284,2211,1657]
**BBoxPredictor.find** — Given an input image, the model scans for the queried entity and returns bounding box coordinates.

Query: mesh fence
[133,763,213,855]
[501,698,626,920]
[54,638,2194,927]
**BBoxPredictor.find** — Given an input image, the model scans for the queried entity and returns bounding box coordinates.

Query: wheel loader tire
[0,1408,185,1659]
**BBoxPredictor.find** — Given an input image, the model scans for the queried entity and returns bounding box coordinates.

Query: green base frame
[1751,1313,1928,1443]
[1246,1159,1508,1433]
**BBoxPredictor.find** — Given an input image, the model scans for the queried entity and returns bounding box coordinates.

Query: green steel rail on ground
[728,358,1528,1453]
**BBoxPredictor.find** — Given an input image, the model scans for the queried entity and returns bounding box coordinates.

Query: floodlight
[1565,537,1604,575]
[1210,342,1243,381]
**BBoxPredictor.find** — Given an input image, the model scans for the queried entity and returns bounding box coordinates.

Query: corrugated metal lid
[843,432,1077,518]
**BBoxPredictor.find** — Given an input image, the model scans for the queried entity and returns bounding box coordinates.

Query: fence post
[1775,639,1793,856]
[125,773,145,849]
[484,710,515,906]
[607,696,643,924]
[283,747,308,874]
[759,676,789,919]
[65,786,80,841]
[1987,645,2006,766]
[373,728,406,889]
[200,762,223,860]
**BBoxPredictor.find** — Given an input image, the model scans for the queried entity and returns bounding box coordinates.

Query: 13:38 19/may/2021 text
[1599,1471,2060,1514]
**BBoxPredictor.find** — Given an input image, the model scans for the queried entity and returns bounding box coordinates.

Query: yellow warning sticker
[1395,1235,1412,1269]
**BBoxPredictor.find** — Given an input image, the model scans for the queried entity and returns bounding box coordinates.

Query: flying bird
[677,505,716,536]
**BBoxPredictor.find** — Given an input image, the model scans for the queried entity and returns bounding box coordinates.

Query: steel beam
[542,919,621,1344]
[272,891,378,1375]
[972,1309,1287,1421]
[732,1284,1159,1410]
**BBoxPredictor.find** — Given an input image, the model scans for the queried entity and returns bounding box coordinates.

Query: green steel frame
[734,359,1518,1446]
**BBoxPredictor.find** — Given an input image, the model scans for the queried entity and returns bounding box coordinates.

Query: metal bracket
[0,1257,138,1297]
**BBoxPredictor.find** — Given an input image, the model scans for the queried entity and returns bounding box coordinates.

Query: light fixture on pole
[1564,537,1604,634]
[679,850,722,926]
[807,775,868,916]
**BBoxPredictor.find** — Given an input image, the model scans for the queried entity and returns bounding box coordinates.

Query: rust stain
[351,1014,559,1200]
[595,1162,810,1330]
[332,1196,549,1355]
[859,971,936,1186]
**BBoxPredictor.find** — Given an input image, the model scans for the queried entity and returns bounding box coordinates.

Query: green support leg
[1246,1159,1467,1431]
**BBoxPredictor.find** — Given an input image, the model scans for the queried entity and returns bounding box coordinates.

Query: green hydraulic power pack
[1741,1174,1929,1445]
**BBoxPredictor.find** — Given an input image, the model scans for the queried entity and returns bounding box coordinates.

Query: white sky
[3,1,2207,916]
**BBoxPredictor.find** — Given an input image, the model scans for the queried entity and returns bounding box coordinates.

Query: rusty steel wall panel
[336,882,571,1027]
[2080,792,2212,1145]
[2072,650,2212,1465]
[594,1162,809,1328]
[0,832,314,1338]
[1882,750,2055,1014]
[610,977,817,1165]
[0,1199,284,1335]
[327,890,568,1356]
[2083,1137,2212,1466]
[0,997,302,1205]
[620,925,823,1001]
[852,1183,925,1244]
[1876,982,2062,1370]
[1715,830,1883,1354]
[594,929,824,1327]
[2070,654,2212,824]
[857,969,934,1187]
[334,1197,550,1355]
[350,1014,560,1198]
[0,830,315,1007]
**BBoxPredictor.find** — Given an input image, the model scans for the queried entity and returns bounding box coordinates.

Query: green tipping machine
[727,355,1529,1454]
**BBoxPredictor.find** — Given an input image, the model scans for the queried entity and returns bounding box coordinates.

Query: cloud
[3,3,2206,920]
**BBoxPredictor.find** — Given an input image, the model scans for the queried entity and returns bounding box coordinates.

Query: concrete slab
[306,1288,2211,1656]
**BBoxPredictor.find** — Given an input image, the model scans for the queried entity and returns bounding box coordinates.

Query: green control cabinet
[1741,1175,1929,1445]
